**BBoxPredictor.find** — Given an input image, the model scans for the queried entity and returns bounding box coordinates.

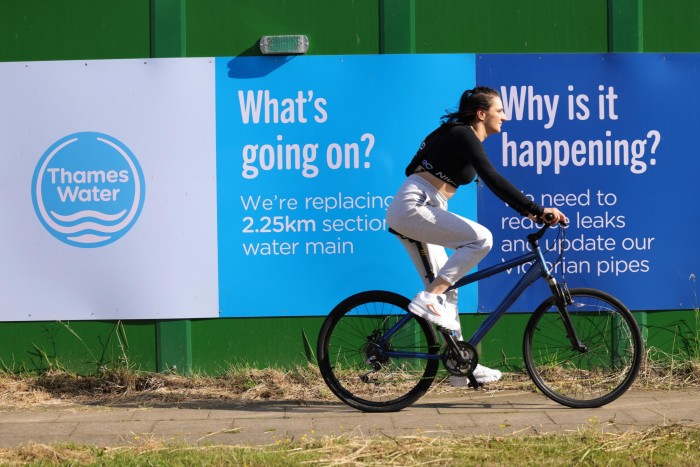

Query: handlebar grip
[541,212,568,227]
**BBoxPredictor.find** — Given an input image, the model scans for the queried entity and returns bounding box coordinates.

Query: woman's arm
[460,129,544,217]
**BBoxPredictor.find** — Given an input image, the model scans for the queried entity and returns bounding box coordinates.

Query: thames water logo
[31,132,146,248]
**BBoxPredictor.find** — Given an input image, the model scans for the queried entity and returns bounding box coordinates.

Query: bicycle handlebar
[528,213,566,244]
[542,212,568,226]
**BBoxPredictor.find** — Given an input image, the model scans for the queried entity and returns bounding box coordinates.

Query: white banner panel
[0,58,218,320]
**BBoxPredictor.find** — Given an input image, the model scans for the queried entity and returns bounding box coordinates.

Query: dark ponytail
[442,86,500,124]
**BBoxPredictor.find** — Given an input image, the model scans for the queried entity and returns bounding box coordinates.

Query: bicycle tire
[523,288,643,408]
[317,290,440,412]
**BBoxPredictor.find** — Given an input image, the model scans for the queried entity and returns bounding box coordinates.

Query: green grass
[1,425,699,466]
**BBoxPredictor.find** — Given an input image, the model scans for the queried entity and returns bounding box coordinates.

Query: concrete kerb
[0,389,697,447]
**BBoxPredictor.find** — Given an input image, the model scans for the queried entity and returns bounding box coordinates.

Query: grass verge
[0,351,695,409]
[0,355,696,465]
[0,424,698,466]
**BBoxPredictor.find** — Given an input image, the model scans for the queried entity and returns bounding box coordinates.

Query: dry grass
[636,347,700,389]
[0,366,562,410]
[0,365,520,410]
[0,443,98,466]
[0,424,698,466]
[0,365,335,409]
[0,347,697,411]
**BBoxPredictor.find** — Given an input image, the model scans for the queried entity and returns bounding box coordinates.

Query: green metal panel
[643,0,700,51]
[645,309,699,360]
[190,315,519,372]
[184,0,379,56]
[0,321,157,374]
[0,310,695,375]
[415,0,609,53]
[460,313,532,369]
[190,317,325,372]
[0,0,150,61]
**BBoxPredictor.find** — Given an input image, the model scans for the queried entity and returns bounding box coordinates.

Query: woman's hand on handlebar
[541,208,568,226]
[528,208,567,226]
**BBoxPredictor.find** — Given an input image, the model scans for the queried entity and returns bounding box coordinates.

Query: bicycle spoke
[317,291,439,412]
[524,288,642,408]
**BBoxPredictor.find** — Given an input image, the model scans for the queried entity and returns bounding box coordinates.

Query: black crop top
[405,123,544,218]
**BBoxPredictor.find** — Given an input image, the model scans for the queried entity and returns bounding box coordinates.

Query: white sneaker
[408,291,460,331]
[472,364,502,384]
[449,364,502,387]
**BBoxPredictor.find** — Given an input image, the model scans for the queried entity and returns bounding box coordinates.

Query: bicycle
[316,216,643,412]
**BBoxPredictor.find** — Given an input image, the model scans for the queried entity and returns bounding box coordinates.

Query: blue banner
[216,54,477,317]
[217,53,699,318]
[477,53,699,311]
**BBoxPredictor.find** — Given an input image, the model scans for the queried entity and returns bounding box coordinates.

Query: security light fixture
[259,35,309,55]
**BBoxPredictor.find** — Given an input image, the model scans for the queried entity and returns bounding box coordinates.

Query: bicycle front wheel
[317,291,440,412]
[523,288,643,408]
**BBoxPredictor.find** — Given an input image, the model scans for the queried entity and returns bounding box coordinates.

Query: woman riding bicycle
[385,86,567,385]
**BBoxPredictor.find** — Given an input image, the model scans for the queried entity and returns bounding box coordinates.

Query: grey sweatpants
[386,174,493,314]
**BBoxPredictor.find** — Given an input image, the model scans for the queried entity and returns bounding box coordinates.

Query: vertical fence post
[150,0,186,58]
[150,0,192,374]
[156,320,192,374]
[608,0,643,52]
[608,0,648,343]
[380,0,415,54]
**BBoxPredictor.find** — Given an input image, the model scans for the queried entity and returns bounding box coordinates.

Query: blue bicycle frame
[379,242,553,361]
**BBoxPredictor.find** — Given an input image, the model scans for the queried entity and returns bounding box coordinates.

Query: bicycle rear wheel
[317,290,440,412]
[523,288,643,408]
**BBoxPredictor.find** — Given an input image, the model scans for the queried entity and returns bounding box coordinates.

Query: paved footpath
[0,389,697,447]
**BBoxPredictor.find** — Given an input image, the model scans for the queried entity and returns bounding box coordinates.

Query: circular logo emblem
[31,132,146,248]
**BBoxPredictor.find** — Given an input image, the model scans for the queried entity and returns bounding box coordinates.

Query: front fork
[547,276,589,353]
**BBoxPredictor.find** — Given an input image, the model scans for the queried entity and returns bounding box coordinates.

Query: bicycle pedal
[467,374,481,389]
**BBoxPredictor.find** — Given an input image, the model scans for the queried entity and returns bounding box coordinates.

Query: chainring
[442,341,478,376]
